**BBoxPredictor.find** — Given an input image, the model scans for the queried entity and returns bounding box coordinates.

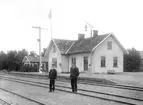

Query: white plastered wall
[92,36,124,73]
[48,44,62,73]
[68,53,90,72]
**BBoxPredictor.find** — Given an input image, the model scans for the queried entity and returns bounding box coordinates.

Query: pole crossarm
[85,21,94,28]
[32,26,48,30]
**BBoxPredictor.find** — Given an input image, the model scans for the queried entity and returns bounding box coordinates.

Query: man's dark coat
[49,69,57,80]
[70,67,79,79]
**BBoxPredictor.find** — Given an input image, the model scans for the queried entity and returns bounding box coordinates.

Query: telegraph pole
[32,26,48,73]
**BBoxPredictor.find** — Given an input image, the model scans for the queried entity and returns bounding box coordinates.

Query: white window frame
[107,41,112,50]
[52,58,57,68]
[113,57,118,67]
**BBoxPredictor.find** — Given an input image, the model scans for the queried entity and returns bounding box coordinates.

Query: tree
[124,48,141,72]
[15,49,28,71]
[7,50,17,71]
[29,51,37,57]
[0,51,7,70]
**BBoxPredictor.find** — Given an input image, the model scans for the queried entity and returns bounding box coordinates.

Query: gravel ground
[3,74,143,100]
[6,71,143,87]
[0,98,10,105]
[0,90,38,105]
[0,78,126,105]
[59,72,143,87]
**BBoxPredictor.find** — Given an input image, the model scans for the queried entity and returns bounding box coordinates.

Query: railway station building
[45,30,127,73]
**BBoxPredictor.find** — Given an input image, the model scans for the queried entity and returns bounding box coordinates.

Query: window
[113,57,118,67]
[72,57,76,65]
[53,45,56,53]
[84,56,88,71]
[107,41,112,50]
[52,58,57,68]
[101,56,106,67]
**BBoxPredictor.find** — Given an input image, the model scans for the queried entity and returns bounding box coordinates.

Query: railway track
[2,73,143,92]
[0,98,11,105]
[0,85,48,105]
[59,79,143,92]
[0,75,143,105]
[4,72,117,85]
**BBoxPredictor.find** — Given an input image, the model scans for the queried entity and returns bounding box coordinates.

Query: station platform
[3,71,143,87]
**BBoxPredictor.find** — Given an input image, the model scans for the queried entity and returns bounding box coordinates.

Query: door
[46,62,48,72]
[84,56,88,71]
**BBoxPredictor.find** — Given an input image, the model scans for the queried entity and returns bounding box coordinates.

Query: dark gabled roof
[25,56,48,62]
[26,56,39,62]
[48,33,127,55]
[53,39,75,54]
[67,34,109,54]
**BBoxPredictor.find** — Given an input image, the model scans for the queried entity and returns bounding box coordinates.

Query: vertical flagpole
[49,8,53,39]
[39,26,42,73]
[51,13,53,39]
[85,24,87,37]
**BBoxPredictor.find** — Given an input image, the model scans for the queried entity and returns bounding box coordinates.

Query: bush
[124,48,141,72]
[20,64,38,72]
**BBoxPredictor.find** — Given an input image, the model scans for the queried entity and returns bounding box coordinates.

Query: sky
[0,0,143,54]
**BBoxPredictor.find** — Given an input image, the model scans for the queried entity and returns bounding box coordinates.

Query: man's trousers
[49,79,55,92]
[71,78,77,92]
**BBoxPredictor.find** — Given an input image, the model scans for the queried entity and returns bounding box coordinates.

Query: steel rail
[0,76,142,105]
[0,98,11,105]
[1,74,143,92]
[0,87,46,105]
[5,73,143,90]
[58,79,143,91]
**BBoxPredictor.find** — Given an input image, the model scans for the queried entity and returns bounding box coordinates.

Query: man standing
[70,64,79,92]
[49,64,57,92]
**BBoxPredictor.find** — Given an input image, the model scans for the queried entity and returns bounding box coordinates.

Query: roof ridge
[52,39,61,53]
[53,34,109,41]
[65,41,75,54]
[98,33,110,36]
[67,34,110,54]
[53,38,75,41]
[91,34,111,52]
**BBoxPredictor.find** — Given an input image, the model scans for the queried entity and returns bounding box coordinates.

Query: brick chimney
[93,30,98,37]
[78,34,85,40]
